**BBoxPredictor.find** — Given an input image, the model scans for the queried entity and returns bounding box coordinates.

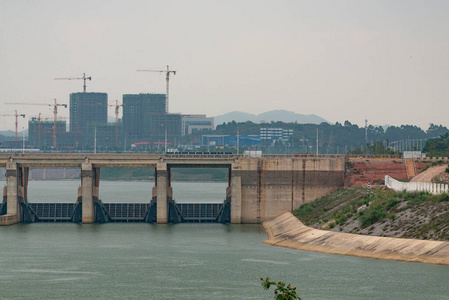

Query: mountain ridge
[213,110,328,126]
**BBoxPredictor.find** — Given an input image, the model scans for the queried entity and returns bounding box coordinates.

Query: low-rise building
[182,114,214,136]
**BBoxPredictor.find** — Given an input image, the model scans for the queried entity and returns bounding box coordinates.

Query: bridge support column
[81,161,95,224]
[231,163,242,224]
[0,162,20,225]
[156,162,168,224]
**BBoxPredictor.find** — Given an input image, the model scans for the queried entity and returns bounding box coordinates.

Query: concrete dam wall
[234,156,345,223]
[0,154,345,225]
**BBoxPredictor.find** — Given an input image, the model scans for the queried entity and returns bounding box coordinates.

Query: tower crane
[110,100,124,147]
[55,73,92,92]
[137,65,176,113]
[0,110,26,141]
[6,99,67,149]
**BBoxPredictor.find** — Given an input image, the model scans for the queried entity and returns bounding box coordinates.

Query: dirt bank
[410,165,447,183]
[263,212,449,265]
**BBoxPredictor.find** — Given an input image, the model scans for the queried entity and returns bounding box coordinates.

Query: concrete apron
[263,212,449,266]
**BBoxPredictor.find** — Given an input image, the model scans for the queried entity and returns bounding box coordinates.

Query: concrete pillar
[6,162,19,220]
[231,163,242,224]
[81,161,95,223]
[93,167,100,201]
[156,162,168,224]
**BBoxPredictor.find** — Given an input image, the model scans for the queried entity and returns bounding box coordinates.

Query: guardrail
[346,154,401,159]
[385,175,448,195]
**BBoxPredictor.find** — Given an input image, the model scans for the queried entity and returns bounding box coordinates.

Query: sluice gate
[98,202,156,223]
[28,203,80,222]
[15,200,229,223]
[169,201,230,223]
[0,199,6,216]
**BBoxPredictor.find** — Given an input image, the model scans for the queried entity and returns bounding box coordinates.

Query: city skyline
[1,1,449,131]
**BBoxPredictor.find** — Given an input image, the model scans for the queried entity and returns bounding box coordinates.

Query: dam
[0,153,345,225]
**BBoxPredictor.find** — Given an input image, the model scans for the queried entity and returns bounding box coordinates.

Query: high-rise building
[70,92,108,133]
[144,113,182,145]
[123,93,166,139]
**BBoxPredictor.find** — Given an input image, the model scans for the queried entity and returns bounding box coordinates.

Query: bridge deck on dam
[0,153,239,168]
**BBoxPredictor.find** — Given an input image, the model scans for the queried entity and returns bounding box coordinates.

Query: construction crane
[110,100,124,147]
[0,110,26,141]
[55,73,92,92]
[137,65,176,113]
[6,99,67,149]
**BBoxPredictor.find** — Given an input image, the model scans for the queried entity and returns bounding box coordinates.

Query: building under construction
[78,122,124,150]
[28,120,74,149]
[70,92,108,133]
[24,91,208,151]
[123,93,181,147]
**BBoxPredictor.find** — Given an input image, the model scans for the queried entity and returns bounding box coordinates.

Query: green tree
[261,277,302,300]
[423,133,449,157]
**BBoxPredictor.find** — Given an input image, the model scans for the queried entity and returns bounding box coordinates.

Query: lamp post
[22,127,25,154]
[94,126,97,154]
[165,126,167,154]
[237,128,239,155]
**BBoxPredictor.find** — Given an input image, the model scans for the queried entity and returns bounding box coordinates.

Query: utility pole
[137,65,176,113]
[22,128,25,153]
[237,128,240,155]
[55,73,92,92]
[164,126,167,154]
[365,119,368,153]
[316,127,319,155]
[94,126,97,154]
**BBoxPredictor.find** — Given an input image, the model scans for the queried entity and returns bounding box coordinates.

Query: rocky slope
[292,186,449,241]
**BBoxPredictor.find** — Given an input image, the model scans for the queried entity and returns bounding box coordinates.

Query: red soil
[346,159,407,186]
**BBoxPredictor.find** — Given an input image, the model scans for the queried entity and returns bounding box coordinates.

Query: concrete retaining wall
[237,157,345,223]
[263,212,449,265]
[385,175,449,194]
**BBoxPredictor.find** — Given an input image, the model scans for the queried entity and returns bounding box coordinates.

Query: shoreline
[263,212,449,266]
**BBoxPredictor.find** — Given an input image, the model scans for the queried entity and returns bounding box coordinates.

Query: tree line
[183,121,449,155]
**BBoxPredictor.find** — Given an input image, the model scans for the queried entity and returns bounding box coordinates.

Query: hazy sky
[1,0,449,131]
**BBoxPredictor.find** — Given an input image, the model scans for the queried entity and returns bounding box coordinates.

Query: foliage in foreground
[261,277,301,300]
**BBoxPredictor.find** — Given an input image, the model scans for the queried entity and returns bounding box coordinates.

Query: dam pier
[0,154,345,225]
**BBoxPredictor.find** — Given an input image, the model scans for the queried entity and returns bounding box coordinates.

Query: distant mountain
[213,110,328,126]
[0,130,18,137]
[213,111,258,124]
[0,130,28,139]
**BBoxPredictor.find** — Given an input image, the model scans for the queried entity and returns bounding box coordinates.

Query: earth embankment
[410,165,447,183]
[263,212,449,265]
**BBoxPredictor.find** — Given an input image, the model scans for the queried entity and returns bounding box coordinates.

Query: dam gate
[0,153,345,225]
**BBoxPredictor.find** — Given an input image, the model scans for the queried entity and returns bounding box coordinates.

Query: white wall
[385,175,449,195]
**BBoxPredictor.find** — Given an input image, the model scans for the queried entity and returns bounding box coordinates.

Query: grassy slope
[292,186,449,241]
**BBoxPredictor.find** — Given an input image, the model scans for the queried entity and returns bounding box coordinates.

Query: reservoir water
[1,181,448,299]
